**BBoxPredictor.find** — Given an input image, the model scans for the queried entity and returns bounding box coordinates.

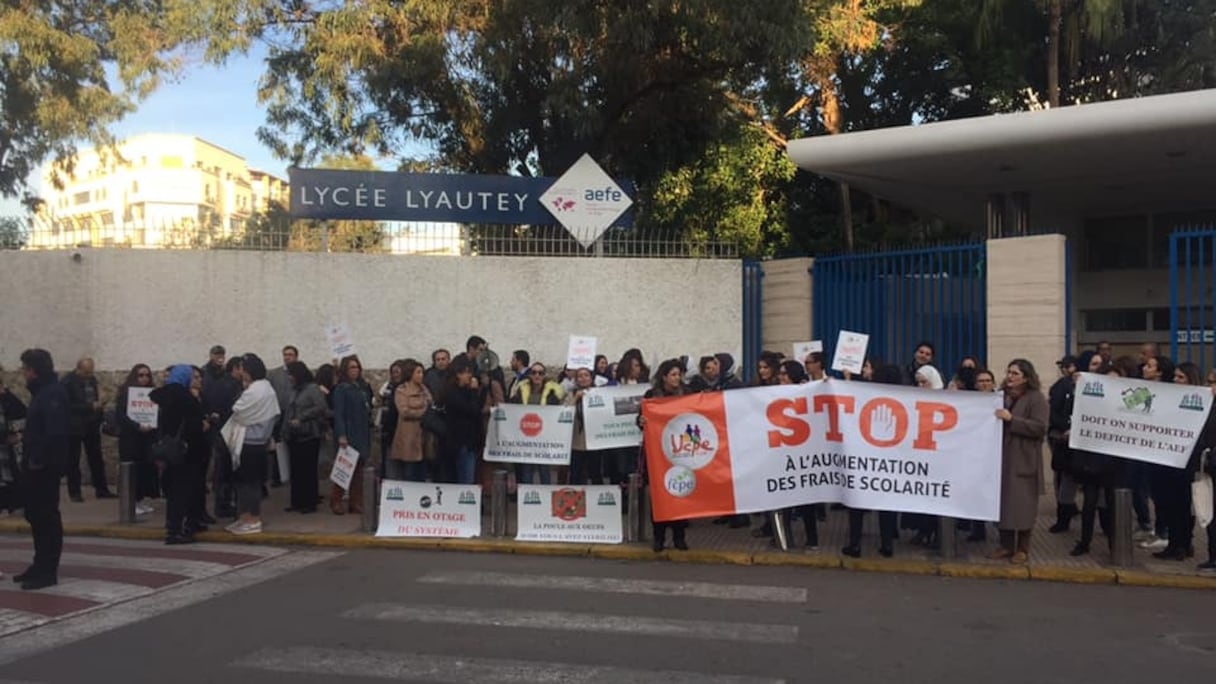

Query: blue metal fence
[1169,227,1216,369]
[741,260,763,385]
[812,243,987,376]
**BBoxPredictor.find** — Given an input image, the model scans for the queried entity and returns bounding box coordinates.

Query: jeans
[847,509,897,550]
[455,446,476,485]
[385,459,426,482]
[517,463,552,486]
[236,443,268,517]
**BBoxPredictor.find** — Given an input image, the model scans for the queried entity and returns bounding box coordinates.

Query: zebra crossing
[0,535,341,666]
[230,567,806,683]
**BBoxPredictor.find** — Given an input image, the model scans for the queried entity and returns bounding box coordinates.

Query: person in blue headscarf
[150,364,209,544]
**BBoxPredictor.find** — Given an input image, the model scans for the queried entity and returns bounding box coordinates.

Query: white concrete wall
[987,234,1069,383]
[0,250,741,372]
[761,257,813,356]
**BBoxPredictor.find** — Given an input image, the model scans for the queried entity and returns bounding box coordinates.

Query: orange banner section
[642,393,736,522]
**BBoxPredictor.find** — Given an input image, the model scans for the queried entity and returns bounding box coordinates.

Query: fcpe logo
[552,488,586,521]
[661,413,719,471]
[519,412,544,437]
[664,466,697,498]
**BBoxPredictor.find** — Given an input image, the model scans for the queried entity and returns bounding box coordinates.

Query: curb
[1,519,1213,590]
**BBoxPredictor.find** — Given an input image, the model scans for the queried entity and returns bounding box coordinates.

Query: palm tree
[979,0,1125,107]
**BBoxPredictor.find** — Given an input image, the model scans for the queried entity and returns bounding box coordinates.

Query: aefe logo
[519,413,544,437]
[764,394,958,451]
[661,413,719,470]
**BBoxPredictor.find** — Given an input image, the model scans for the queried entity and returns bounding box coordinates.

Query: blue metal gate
[741,259,763,385]
[812,243,987,375]
[1169,228,1216,369]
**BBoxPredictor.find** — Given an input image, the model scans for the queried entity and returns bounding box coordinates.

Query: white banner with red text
[375,480,482,538]
[642,379,1004,523]
[1068,372,1212,468]
[515,484,623,544]
[483,404,575,465]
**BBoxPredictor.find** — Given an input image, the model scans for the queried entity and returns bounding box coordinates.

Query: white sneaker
[230,521,262,536]
[1133,529,1155,542]
[1142,538,1170,551]
[135,503,153,516]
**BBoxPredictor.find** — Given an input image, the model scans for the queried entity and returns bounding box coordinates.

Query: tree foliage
[0,1,195,202]
[8,0,1216,255]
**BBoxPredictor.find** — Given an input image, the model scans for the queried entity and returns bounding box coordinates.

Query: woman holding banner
[115,364,160,511]
[565,368,598,485]
[332,356,373,514]
[1151,361,1206,561]
[1069,357,1117,556]
[992,359,1049,564]
[638,359,689,552]
[440,357,482,485]
[906,365,945,549]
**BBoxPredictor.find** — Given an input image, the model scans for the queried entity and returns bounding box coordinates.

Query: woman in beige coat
[991,358,1049,564]
[388,359,431,482]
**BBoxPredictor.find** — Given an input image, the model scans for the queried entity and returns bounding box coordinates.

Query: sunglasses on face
[530,370,545,376]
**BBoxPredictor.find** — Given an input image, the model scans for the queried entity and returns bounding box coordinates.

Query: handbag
[421,404,447,439]
[101,407,120,437]
[150,422,186,467]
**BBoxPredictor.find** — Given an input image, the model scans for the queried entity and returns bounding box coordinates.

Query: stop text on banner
[641,380,1004,522]
[483,404,576,466]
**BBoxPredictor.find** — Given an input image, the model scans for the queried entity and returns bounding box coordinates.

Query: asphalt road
[0,546,1213,684]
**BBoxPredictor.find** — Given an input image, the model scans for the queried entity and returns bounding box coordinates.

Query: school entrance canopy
[785,89,1216,234]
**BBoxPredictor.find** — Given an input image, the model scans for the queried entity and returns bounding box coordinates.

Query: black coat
[61,372,101,436]
[439,383,481,451]
[1047,375,1074,434]
[149,384,208,463]
[23,376,70,471]
[115,385,156,461]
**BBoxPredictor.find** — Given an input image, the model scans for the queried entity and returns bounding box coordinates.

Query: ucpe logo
[669,423,712,459]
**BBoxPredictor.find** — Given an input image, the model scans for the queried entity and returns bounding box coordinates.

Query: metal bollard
[490,469,508,538]
[772,511,790,552]
[639,478,651,541]
[118,461,136,524]
[626,473,642,543]
[938,517,957,558]
[360,466,378,534]
[1111,487,1134,567]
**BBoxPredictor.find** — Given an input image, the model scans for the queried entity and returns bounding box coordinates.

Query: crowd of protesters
[1,335,1214,590]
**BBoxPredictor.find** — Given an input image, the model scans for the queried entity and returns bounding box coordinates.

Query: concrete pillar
[761,257,814,358]
[986,234,1068,382]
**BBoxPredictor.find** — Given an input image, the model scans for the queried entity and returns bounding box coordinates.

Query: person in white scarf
[223,354,280,535]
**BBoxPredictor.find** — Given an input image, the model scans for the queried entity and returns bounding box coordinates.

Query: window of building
[160,156,183,168]
[1083,215,1148,271]
[204,184,213,201]
[1151,210,1216,268]
[73,191,90,205]
[1154,306,1215,331]
[131,180,139,193]
[1084,308,1149,332]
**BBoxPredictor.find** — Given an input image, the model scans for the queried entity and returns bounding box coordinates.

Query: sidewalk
[2,482,1213,590]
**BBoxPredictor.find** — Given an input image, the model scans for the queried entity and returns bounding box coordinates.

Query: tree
[0,1,193,201]
[0,216,27,249]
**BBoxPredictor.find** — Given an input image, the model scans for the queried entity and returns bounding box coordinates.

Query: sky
[2,46,294,215]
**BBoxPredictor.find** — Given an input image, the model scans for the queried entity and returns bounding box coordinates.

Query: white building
[31,134,288,249]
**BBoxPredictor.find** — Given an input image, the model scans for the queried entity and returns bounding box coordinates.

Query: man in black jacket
[1048,355,1079,533]
[15,348,69,590]
[61,357,113,502]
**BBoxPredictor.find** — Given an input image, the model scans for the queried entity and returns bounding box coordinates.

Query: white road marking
[417,570,808,603]
[0,550,235,579]
[343,603,799,644]
[0,550,342,666]
[53,536,287,557]
[232,646,788,684]
[37,579,154,604]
